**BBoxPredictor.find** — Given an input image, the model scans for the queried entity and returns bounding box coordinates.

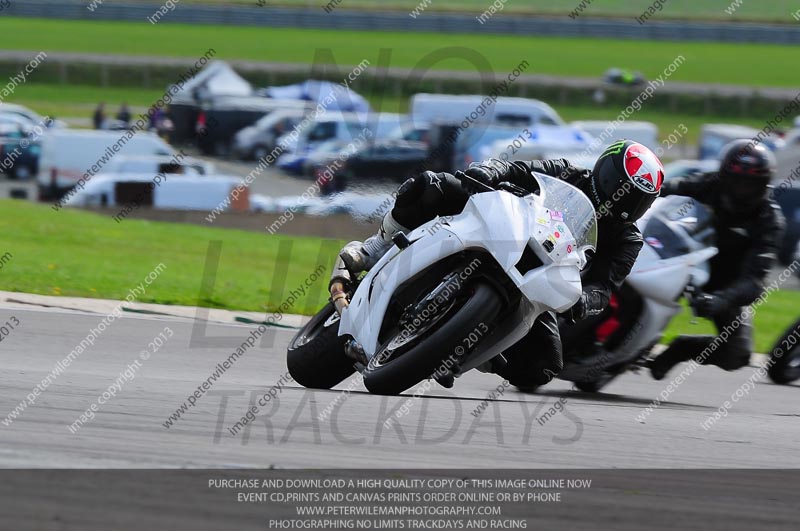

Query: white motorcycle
[288,171,597,395]
[554,195,718,392]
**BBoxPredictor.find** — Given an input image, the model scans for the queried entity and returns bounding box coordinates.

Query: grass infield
[0,199,796,352]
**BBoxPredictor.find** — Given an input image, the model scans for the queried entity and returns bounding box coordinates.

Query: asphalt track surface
[1,303,799,470]
[2,303,800,530]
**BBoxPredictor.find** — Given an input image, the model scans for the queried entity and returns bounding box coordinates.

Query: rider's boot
[649,337,702,380]
[339,212,409,275]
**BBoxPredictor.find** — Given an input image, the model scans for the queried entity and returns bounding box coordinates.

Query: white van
[38,129,174,200]
[411,94,566,128]
[64,173,249,212]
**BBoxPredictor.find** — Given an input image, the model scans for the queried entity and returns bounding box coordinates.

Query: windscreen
[536,173,598,251]
[642,197,714,259]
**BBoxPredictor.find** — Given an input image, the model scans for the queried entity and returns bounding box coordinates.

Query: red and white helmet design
[624,143,664,194]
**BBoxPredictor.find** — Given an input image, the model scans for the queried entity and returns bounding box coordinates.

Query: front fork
[329,241,369,364]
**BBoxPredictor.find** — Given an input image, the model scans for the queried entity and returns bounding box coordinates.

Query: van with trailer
[62,173,250,213]
[38,129,174,201]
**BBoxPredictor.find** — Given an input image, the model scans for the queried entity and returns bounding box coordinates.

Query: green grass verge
[0,199,797,352]
[0,199,343,313]
[663,295,799,355]
[3,84,165,125]
[117,0,800,23]
[3,18,800,88]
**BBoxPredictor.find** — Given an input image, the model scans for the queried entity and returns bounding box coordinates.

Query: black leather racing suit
[655,173,785,370]
[390,158,644,387]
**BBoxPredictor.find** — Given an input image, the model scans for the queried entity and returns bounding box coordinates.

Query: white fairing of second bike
[338,175,595,359]
[608,240,718,360]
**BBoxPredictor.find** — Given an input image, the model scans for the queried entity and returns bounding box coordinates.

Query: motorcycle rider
[650,139,785,380]
[332,139,664,390]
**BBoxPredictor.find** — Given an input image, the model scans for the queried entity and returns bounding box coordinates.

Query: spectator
[92,102,106,130]
[117,103,131,128]
[148,106,163,131]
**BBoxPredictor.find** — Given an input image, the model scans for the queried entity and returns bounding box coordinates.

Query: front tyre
[287,302,354,389]
[363,282,502,395]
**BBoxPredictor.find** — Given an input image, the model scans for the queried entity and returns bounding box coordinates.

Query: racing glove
[464,161,503,187]
[557,165,590,182]
[562,290,606,324]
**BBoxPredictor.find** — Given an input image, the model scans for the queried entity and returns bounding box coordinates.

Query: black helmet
[718,139,775,213]
[590,140,664,222]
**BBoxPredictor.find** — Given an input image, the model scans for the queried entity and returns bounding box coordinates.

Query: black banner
[0,469,798,530]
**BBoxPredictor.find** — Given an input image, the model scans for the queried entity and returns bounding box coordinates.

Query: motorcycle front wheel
[287,302,354,389]
[363,281,502,395]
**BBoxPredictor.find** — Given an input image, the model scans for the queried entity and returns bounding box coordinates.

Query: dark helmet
[590,139,664,222]
[718,139,775,213]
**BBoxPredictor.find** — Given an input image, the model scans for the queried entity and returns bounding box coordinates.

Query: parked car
[38,129,174,200]
[0,123,41,179]
[0,103,66,129]
[334,139,428,183]
[232,109,306,160]
[276,112,370,175]
[314,122,532,191]
[301,139,352,177]
[316,139,434,195]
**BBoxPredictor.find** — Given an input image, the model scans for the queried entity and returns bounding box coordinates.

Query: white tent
[170,61,252,105]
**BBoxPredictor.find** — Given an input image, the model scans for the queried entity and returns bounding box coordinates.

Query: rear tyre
[363,282,502,396]
[287,302,354,389]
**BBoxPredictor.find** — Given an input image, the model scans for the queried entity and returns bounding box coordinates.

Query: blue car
[0,124,41,180]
